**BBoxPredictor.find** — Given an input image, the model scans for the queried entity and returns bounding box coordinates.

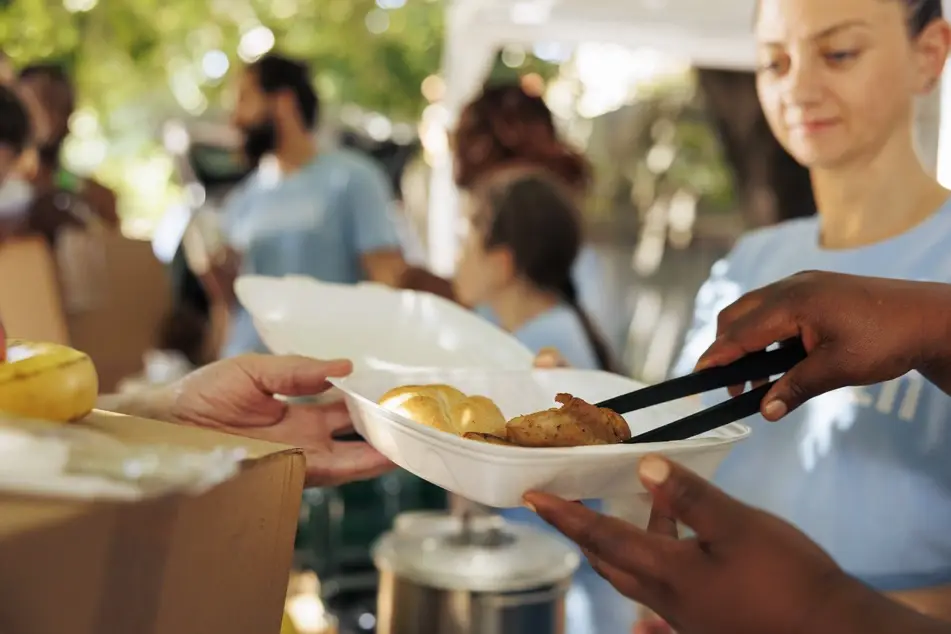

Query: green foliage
[0,0,446,120]
[0,0,448,230]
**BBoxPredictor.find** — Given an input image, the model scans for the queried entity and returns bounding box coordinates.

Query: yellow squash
[0,340,99,423]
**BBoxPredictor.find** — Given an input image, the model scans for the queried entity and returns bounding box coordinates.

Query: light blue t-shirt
[476,300,602,371]
[513,303,601,370]
[674,201,951,591]
[475,244,614,350]
[220,150,402,357]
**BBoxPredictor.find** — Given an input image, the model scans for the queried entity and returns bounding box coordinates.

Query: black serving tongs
[601,338,808,444]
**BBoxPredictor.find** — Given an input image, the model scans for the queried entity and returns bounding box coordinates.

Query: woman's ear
[914,19,951,94]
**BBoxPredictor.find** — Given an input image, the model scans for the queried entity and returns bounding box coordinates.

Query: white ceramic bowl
[331,368,750,508]
[235,275,534,371]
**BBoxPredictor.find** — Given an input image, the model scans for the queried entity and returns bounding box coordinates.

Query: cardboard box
[0,411,306,634]
[0,233,175,392]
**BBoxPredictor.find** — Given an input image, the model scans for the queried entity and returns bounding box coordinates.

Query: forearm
[910,282,951,396]
[398,266,458,302]
[362,249,409,287]
[810,576,951,634]
[96,386,177,423]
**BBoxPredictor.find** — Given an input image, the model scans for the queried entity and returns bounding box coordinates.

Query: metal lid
[372,513,580,592]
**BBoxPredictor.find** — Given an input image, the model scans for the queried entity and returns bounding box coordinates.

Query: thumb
[760,351,838,421]
[237,355,353,396]
[638,455,744,542]
[634,619,674,634]
[304,442,395,487]
[535,347,569,368]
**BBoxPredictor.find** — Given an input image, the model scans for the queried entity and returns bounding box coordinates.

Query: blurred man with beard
[205,53,408,358]
[17,63,119,241]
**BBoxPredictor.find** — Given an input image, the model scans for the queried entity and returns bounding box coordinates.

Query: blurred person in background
[0,83,31,234]
[0,54,47,235]
[453,170,627,631]
[402,83,610,336]
[18,63,120,240]
[639,0,951,629]
[452,83,610,334]
[204,53,409,358]
[0,84,31,190]
[454,168,614,371]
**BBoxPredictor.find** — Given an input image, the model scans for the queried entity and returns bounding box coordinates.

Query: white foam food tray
[331,368,750,508]
[235,275,534,371]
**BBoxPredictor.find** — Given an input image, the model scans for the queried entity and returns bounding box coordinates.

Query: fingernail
[763,399,788,421]
[523,500,537,513]
[639,456,670,485]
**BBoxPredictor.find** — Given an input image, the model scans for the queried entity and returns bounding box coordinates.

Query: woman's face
[452,204,513,307]
[755,0,949,169]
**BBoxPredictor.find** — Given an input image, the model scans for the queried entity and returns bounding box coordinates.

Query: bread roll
[378,384,468,433]
[449,395,507,436]
[378,385,507,437]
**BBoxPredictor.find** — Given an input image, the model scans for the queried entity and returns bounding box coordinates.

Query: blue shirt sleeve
[219,178,253,249]
[345,161,403,256]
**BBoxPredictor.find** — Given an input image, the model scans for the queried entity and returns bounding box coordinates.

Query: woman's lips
[791,119,839,135]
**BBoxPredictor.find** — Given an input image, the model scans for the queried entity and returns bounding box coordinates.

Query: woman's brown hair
[753,0,942,35]
[453,83,591,193]
[470,169,615,372]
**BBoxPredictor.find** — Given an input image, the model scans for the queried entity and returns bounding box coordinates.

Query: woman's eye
[756,56,787,75]
[824,50,859,64]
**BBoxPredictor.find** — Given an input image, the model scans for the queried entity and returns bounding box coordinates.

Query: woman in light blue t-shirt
[453,168,631,634]
[638,0,951,629]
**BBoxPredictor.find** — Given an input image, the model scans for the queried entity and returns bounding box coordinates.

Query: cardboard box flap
[0,412,302,533]
[81,409,300,460]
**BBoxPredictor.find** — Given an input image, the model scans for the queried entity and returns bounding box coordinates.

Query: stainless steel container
[373,511,579,634]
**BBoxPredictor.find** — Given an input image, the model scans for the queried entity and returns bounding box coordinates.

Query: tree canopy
[1,0,449,119]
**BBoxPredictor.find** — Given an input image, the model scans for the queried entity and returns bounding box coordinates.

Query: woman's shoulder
[735,216,818,252]
[723,216,819,272]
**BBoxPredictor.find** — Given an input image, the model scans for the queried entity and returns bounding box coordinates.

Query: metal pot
[373,511,579,634]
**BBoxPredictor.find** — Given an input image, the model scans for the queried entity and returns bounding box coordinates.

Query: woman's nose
[783,53,824,108]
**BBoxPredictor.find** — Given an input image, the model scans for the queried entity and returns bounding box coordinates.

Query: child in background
[453,167,614,372]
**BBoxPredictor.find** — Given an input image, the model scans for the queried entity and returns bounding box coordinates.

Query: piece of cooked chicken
[505,393,631,447]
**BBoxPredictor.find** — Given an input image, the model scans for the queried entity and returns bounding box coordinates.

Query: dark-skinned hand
[695,271,951,421]
[525,456,950,634]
